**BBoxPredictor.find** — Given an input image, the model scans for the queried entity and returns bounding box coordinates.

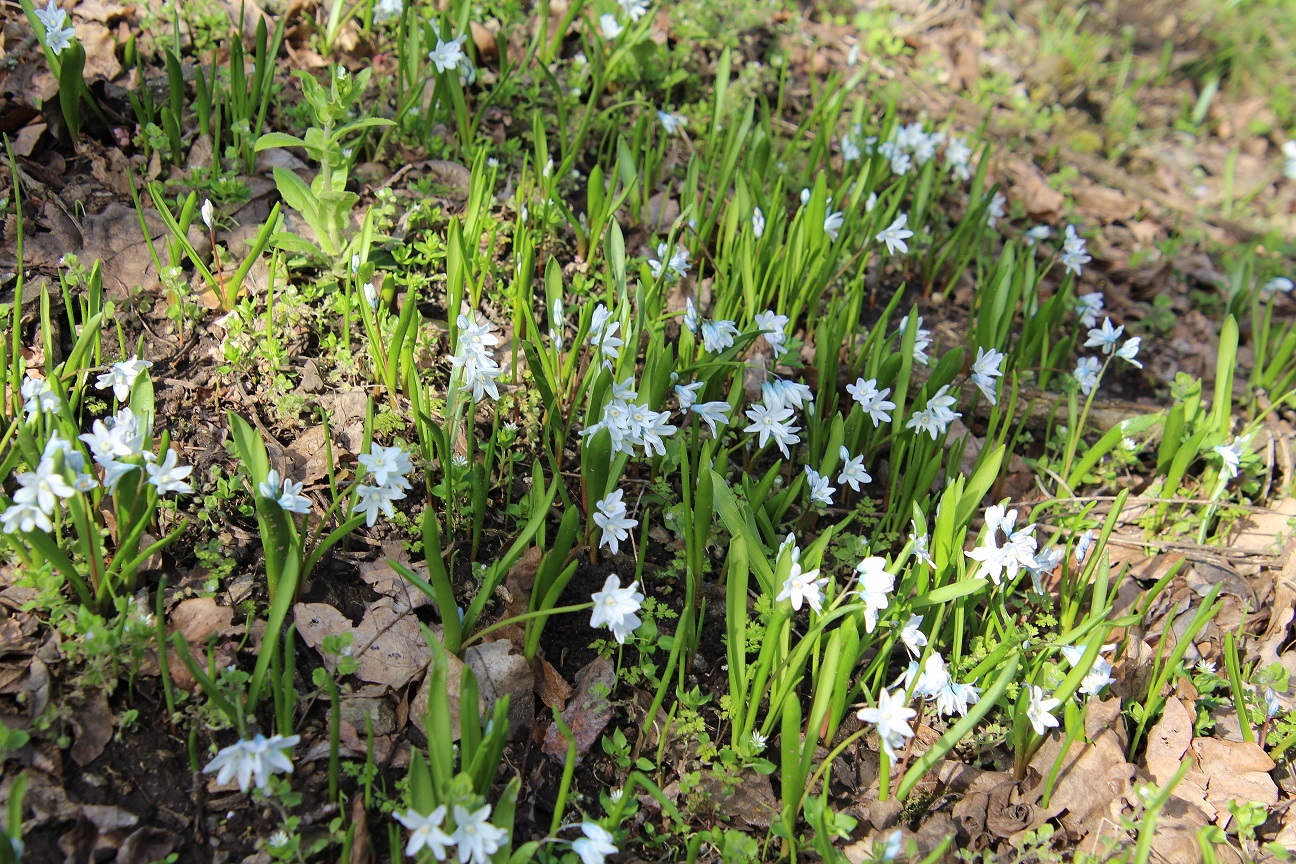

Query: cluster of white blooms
[35,0,76,55]
[1075,291,1105,328]
[395,803,509,864]
[21,372,61,420]
[896,651,982,719]
[846,377,896,427]
[875,122,944,176]
[803,465,834,506]
[905,385,961,440]
[451,311,504,402]
[352,444,413,527]
[743,378,806,459]
[752,205,766,238]
[649,242,691,281]
[1086,317,1142,367]
[581,376,677,458]
[549,297,565,351]
[593,488,637,555]
[1060,224,1091,276]
[673,379,731,436]
[965,503,1060,589]
[589,574,644,643]
[945,134,973,181]
[203,733,300,793]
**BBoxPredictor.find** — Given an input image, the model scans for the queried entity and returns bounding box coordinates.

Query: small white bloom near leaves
[35,0,76,55]
[1074,529,1093,565]
[1115,336,1142,368]
[847,378,895,427]
[589,574,644,643]
[373,0,403,24]
[1261,276,1293,296]
[823,209,845,241]
[571,823,618,864]
[589,304,625,362]
[451,804,507,864]
[743,402,801,458]
[899,614,928,656]
[1073,356,1101,396]
[395,805,453,860]
[897,315,932,365]
[855,557,893,633]
[147,449,195,495]
[876,213,914,255]
[599,13,623,38]
[619,0,649,20]
[1061,224,1091,276]
[96,357,154,402]
[691,401,731,437]
[358,445,413,489]
[753,309,790,356]
[777,560,828,613]
[1026,685,1061,735]
[1075,292,1105,328]
[203,733,301,793]
[675,380,704,410]
[700,319,740,353]
[986,191,1006,228]
[905,385,961,440]
[657,110,687,135]
[909,525,935,568]
[428,34,468,73]
[648,243,690,280]
[1283,141,1296,181]
[970,346,1005,404]
[752,205,766,239]
[21,372,61,419]
[836,445,871,491]
[1085,317,1123,355]
[1214,435,1251,483]
[451,311,504,402]
[856,688,915,761]
[259,469,311,515]
[804,465,834,506]
[593,489,637,556]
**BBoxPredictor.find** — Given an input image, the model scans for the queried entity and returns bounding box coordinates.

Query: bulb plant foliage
[2,0,1293,862]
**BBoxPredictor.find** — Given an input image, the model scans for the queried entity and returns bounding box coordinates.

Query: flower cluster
[259,469,312,515]
[582,376,677,458]
[35,0,76,55]
[353,444,413,527]
[846,377,896,427]
[589,574,644,643]
[905,385,961,440]
[593,488,637,555]
[965,502,1057,588]
[394,803,508,864]
[775,534,828,613]
[649,243,690,280]
[203,733,300,793]
[873,121,945,176]
[451,311,504,402]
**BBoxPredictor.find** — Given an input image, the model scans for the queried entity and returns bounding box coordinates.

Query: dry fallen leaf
[543,656,615,762]
[170,597,234,644]
[294,600,429,688]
